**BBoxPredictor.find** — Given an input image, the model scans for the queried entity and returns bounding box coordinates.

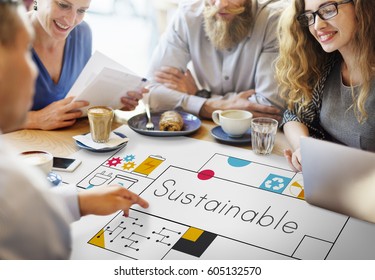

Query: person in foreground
[276,0,375,171]
[146,0,287,120]
[0,1,149,259]
[17,0,145,131]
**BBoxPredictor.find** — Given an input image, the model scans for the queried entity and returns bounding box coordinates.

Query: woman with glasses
[276,0,375,171]
[12,0,145,132]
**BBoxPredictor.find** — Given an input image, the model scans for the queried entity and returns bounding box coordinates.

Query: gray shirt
[0,137,80,259]
[146,0,287,115]
[320,62,375,151]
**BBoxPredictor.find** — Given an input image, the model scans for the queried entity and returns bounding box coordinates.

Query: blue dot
[227,157,251,167]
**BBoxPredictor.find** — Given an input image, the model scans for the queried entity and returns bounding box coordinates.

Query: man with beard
[146,0,287,120]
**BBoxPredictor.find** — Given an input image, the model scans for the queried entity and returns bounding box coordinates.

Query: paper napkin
[73,132,128,150]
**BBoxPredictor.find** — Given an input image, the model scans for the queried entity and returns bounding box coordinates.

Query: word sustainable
[154,179,299,234]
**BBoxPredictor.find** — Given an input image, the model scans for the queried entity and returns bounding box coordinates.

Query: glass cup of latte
[87,106,114,143]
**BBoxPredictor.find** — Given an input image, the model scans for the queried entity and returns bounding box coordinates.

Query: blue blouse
[31,21,92,111]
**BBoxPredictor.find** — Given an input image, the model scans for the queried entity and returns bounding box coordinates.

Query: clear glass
[87,106,114,143]
[251,117,278,155]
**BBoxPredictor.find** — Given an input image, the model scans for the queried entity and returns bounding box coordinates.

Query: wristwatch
[195,89,212,98]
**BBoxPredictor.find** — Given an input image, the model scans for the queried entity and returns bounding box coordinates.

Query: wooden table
[1,114,290,157]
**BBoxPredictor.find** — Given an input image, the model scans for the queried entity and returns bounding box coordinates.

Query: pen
[138,77,149,90]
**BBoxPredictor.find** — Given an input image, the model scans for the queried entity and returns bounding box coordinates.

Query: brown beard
[203,1,253,50]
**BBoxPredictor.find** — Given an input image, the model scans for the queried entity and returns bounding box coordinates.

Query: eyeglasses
[297,0,353,27]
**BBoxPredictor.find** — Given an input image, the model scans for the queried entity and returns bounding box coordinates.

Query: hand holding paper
[66,51,149,116]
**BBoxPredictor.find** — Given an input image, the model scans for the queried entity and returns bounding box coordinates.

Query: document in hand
[66,51,148,116]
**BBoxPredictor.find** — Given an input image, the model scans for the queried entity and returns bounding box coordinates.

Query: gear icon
[124,154,135,162]
[122,161,136,170]
[106,157,122,167]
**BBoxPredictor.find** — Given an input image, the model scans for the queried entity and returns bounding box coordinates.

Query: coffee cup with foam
[20,150,53,175]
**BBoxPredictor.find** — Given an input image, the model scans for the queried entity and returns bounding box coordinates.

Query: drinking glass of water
[251,117,278,155]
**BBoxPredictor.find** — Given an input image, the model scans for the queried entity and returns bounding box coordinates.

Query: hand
[25,96,89,130]
[78,185,149,217]
[120,88,148,111]
[200,90,282,120]
[235,90,282,121]
[154,66,198,95]
[284,148,302,172]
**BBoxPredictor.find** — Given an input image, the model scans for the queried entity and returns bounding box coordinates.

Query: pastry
[159,111,184,131]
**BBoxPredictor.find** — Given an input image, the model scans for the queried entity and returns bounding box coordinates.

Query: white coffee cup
[20,150,53,175]
[212,109,253,137]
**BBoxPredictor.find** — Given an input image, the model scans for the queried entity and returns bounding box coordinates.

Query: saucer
[210,126,251,144]
[75,132,128,153]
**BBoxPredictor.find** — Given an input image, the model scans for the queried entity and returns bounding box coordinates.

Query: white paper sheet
[66,51,148,116]
[65,126,375,260]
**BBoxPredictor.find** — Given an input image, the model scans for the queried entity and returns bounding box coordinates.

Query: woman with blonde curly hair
[276,0,375,171]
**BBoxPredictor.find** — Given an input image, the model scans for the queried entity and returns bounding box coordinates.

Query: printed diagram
[77,154,165,193]
[75,149,352,260]
[88,211,187,260]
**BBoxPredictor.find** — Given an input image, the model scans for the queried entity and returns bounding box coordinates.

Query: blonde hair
[275,0,375,123]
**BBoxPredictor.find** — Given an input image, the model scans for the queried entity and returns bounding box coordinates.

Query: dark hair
[0,0,21,47]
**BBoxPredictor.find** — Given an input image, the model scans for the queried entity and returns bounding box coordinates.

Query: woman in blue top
[21,0,144,131]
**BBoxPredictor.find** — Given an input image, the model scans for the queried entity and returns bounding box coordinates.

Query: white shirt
[147,0,288,115]
[0,136,80,259]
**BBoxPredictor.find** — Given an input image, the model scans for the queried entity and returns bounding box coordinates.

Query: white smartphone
[52,157,81,172]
